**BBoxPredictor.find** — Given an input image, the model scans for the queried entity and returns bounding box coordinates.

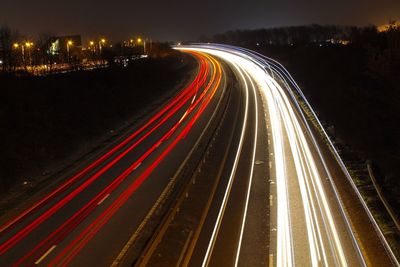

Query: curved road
[170,45,398,267]
[0,45,398,267]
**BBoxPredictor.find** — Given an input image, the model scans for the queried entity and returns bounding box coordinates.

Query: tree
[0,25,19,72]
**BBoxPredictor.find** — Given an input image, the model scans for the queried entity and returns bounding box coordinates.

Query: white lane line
[269,253,274,267]
[234,66,259,267]
[97,193,110,205]
[35,245,57,265]
[134,162,142,170]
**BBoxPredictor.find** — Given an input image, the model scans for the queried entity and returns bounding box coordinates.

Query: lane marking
[97,194,110,205]
[134,162,142,170]
[269,253,274,267]
[35,245,56,265]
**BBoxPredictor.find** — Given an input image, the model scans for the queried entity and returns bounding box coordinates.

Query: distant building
[46,35,82,56]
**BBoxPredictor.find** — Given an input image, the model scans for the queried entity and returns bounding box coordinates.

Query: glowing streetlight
[99,38,106,56]
[88,41,95,53]
[66,40,73,62]
[24,42,33,66]
[137,37,146,54]
[13,43,21,67]
[128,39,134,48]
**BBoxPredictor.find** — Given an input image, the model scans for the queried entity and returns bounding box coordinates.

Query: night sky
[2,0,399,41]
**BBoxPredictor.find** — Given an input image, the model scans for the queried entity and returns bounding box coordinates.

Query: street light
[67,40,73,61]
[99,38,106,57]
[87,41,94,53]
[24,42,33,66]
[13,43,21,68]
[137,37,146,54]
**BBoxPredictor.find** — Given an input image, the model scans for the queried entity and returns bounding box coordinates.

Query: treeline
[202,23,400,49]
[0,25,19,72]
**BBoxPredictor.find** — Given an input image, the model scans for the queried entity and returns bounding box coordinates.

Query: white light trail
[234,64,258,267]
[177,45,367,267]
[181,51,251,267]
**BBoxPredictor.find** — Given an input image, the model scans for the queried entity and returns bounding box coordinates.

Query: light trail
[1,51,220,266]
[234,63,258,267]
[0,54,207,236]
[265,76,348,266]
[0,59,209,256]
[199,57,249,267]
[2,43,395,266]
[46,52,222,267]
[178,45,370,266]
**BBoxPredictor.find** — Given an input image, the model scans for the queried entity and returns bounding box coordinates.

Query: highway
[0,44,398,267]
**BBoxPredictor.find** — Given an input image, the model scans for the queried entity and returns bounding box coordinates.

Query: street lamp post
[24,42,33,68]
[99,38,106,56]
[89,41,95,52]
[13,43,20,69]
[88,41,95,61]
[98,38,106,64]
[137,37,146,54]
[67,40,73,63]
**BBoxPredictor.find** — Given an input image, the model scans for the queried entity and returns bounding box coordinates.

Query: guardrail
[367,161,400,234]
[254,49,400,266]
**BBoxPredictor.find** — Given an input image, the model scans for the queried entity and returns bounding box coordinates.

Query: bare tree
[0,25,11,72]
[0,25,20,72]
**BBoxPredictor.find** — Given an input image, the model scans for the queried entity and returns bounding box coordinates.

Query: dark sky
[1,0,399,42]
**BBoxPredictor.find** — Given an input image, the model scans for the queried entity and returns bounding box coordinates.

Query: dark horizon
[1,0,399,42]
